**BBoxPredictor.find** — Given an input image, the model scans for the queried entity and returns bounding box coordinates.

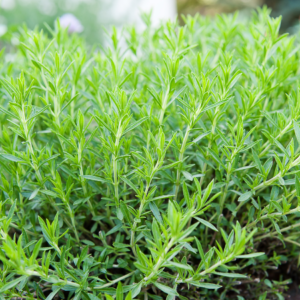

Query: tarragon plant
[0,7,300,300]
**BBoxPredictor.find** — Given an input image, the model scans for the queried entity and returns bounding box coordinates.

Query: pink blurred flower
[59,14,83,33]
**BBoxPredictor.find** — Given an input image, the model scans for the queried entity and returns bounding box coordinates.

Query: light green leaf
[0,276,27,293]
[45,287,61,300]
[1,154,23,162]
[153,282,178,296]
[238,191,252,202]
[131,281,142,298]
[168,85,186,107]
[40,190,58,197]
[125,291,132,300]
[106,222,123,236]
[116,282,123,300]
[195,217,218,232]
[182,171,193,181]
[192,131,210,144]
[190,282,221,289]
[213,272,248,278]
[123,117,148,135]
[83,175,110,184]
[149,202,163,224]
[166,261,193,271]
[236,252,264,259]
[120,175,139,195]
[294,121,300,144]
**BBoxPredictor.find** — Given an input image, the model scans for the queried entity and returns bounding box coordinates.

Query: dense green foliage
[1,7,300,299]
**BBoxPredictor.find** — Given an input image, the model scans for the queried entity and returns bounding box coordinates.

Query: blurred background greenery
[0,0,300,44]
[0,0,120,43]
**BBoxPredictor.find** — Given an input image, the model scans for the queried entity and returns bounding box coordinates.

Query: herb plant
[0,7,300,300]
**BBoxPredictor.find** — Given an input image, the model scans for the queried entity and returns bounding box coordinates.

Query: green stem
[200,121,217,187]
[67,204,79,242]
[158,85,170,125]
[29,269,135,292]
[131,184,150,256]
[219,160,232,213]
[174,125,190,202]
[144,237,175,282]
[259,120,292,158]
[113,131,121,206]
[113,154,119,206]
[253,154,300,193]
[80,160,97,219]
[246,206,300,230]
[177,253,235,284]
[124,157,128,201]
[94,271,135,290]
[283,238,300,247]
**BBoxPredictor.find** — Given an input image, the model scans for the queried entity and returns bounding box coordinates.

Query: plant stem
[283,238,300,247]
[158,85,170,125]
[177,253,235,284]
[113,130,121,206]
[174,125,190,202]
[79,160,97,220]
[144,237,175,282]
[254,222,300,240]
[94,271,135,290]
[219,161,232,213]
[113,154,119,205]
[200,121,217,187]
[246,206,300,230]
[131,183,150,256]
[259,120,292,158]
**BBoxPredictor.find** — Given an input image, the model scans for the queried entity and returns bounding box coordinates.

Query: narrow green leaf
[213,272,248,278]
[296,176,300,197]
[0,276,27,293]
[168,85,186,107]
[149,202,163,224]
[125,291,132,300]
[105,222,123,236]
[202,100,228,113]
[195,237,205,261]
[194,217,218,232]
[167,261,193,271]
[123,117,148,135]
[120,175,139,195]
[153,282,178,296]
[252,149,263,172]
[192,131,210,144]
[182,171,193,181]
[131,281,142,298]
[8,200,16,219]
[120,201,132,226]
[1,154,23,162]
[27,104,50,121]
[236,252,264,258]
[0,106,18,119]
[83,175,110,184]
[238,191,252,202]
[190,282,221,289]
[116,282,123,300]
[294,121,300,144]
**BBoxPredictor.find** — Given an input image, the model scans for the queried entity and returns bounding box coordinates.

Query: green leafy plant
[0,7,300,300]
